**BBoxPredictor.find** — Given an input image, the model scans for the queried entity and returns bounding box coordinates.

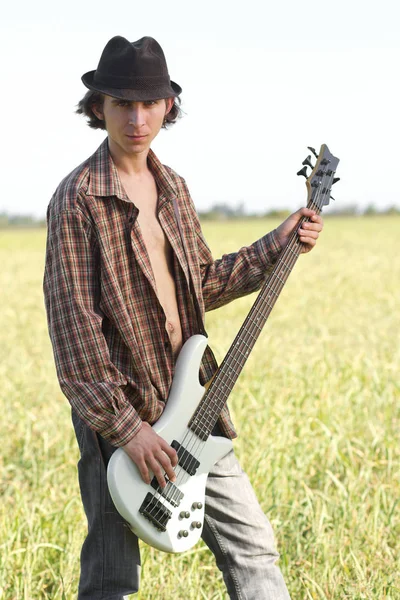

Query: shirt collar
[87,137,178,201]
[87,138,126,200]
[147,148,178,200]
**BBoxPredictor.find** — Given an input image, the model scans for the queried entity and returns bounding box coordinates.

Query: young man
[44,36,323,599]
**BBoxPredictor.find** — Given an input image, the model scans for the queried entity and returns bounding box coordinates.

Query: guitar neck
[189,199,322,441]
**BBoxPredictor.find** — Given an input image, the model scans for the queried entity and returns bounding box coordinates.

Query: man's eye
[144,100,157,106]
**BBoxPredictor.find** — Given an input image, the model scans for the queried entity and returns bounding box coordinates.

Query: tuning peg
[302,155,315,170]
[307,146,319,159]
[333,177,340,185]
[297,166,308,178]
[330,195,336,201]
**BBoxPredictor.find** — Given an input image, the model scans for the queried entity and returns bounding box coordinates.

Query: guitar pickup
[171,440,200,476]
[139,493,172,532]
[150,476,184,507]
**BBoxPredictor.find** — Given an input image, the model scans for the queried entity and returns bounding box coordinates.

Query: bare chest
[123,178,169,259]
[121,173,183,355]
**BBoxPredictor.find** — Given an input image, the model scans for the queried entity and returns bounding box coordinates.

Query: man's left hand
[275,208,323,254]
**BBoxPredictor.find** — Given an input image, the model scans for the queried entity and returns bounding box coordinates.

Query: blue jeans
[72,410,291,600]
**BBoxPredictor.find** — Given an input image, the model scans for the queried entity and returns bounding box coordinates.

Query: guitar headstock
[297,144,340,213]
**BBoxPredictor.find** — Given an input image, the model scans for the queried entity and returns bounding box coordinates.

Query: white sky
[1,0,399,217]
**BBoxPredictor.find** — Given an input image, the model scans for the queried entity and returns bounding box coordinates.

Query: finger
[156,450,177,483]
[147,456,168,488]
[299,235,317,248]
[298,228,319,239]
[298,207,316,219]
[161,441,179,466]
[307,224,323,233]
[310,218,323,229]
[136,458,151,485]
[311,214,323,221]
[301,220,323,232]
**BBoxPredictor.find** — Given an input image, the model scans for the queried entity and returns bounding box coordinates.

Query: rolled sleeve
[44,208,142,446]
[252,229,282,269]
[195,216,282,311]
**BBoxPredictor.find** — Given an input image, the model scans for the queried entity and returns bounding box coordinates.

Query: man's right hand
[122,422,178,488]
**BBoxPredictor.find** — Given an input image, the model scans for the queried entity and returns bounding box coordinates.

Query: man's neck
[108,137,150,177]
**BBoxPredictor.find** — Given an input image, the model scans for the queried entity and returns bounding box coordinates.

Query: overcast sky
[1,0,399,217]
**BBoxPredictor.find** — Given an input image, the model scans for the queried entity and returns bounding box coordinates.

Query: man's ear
[92,104,104,121]
[165,97,174,115]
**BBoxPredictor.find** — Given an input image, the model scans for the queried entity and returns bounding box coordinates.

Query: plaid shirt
[43,139,281,447]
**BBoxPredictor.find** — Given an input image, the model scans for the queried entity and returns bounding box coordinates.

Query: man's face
[93,95,174,157]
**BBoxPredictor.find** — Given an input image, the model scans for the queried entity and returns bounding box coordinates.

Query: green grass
[0,217,399,599]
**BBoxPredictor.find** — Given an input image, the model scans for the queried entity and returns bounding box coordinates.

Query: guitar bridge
[139,493,172,532]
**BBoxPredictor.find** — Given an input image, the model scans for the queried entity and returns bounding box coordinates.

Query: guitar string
[142,165,334,526]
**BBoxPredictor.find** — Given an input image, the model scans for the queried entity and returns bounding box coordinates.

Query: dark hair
[75,90,183,130]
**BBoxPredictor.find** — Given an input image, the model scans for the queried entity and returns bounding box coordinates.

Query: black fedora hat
[81,36,182,101]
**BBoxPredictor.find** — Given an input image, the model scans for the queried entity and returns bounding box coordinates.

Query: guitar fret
[273,273,286,285]
[260,299,274,311]
[286,245,299,258]
[222,364,243,383]
[269,287,279,297]
[234,340,251,355]
[192,411,213,432]
[280,260,292,272]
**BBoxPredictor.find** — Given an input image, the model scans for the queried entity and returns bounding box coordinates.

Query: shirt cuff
[99,402,143,447]
[252,229,282,269]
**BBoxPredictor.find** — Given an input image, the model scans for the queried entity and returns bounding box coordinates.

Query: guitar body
[107,334,233,553]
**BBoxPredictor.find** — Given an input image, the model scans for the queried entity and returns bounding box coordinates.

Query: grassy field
[0,216,399,599]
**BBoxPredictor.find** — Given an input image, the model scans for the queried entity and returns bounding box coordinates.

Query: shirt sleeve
[184,189,282,312]
[43,207,142,446]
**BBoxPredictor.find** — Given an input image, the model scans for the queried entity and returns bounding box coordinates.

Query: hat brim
[81,70,182,101]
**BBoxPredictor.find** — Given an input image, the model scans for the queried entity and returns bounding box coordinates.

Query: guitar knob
[178,530,189,538]
[191,521,202,529]
[302,155,315,169]
[307,146,319,159]
[296,166,308,179]
[192,502,203,510]
[179,511,190,519]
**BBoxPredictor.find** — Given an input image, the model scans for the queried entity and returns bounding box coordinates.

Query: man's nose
[128,105,145,127]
